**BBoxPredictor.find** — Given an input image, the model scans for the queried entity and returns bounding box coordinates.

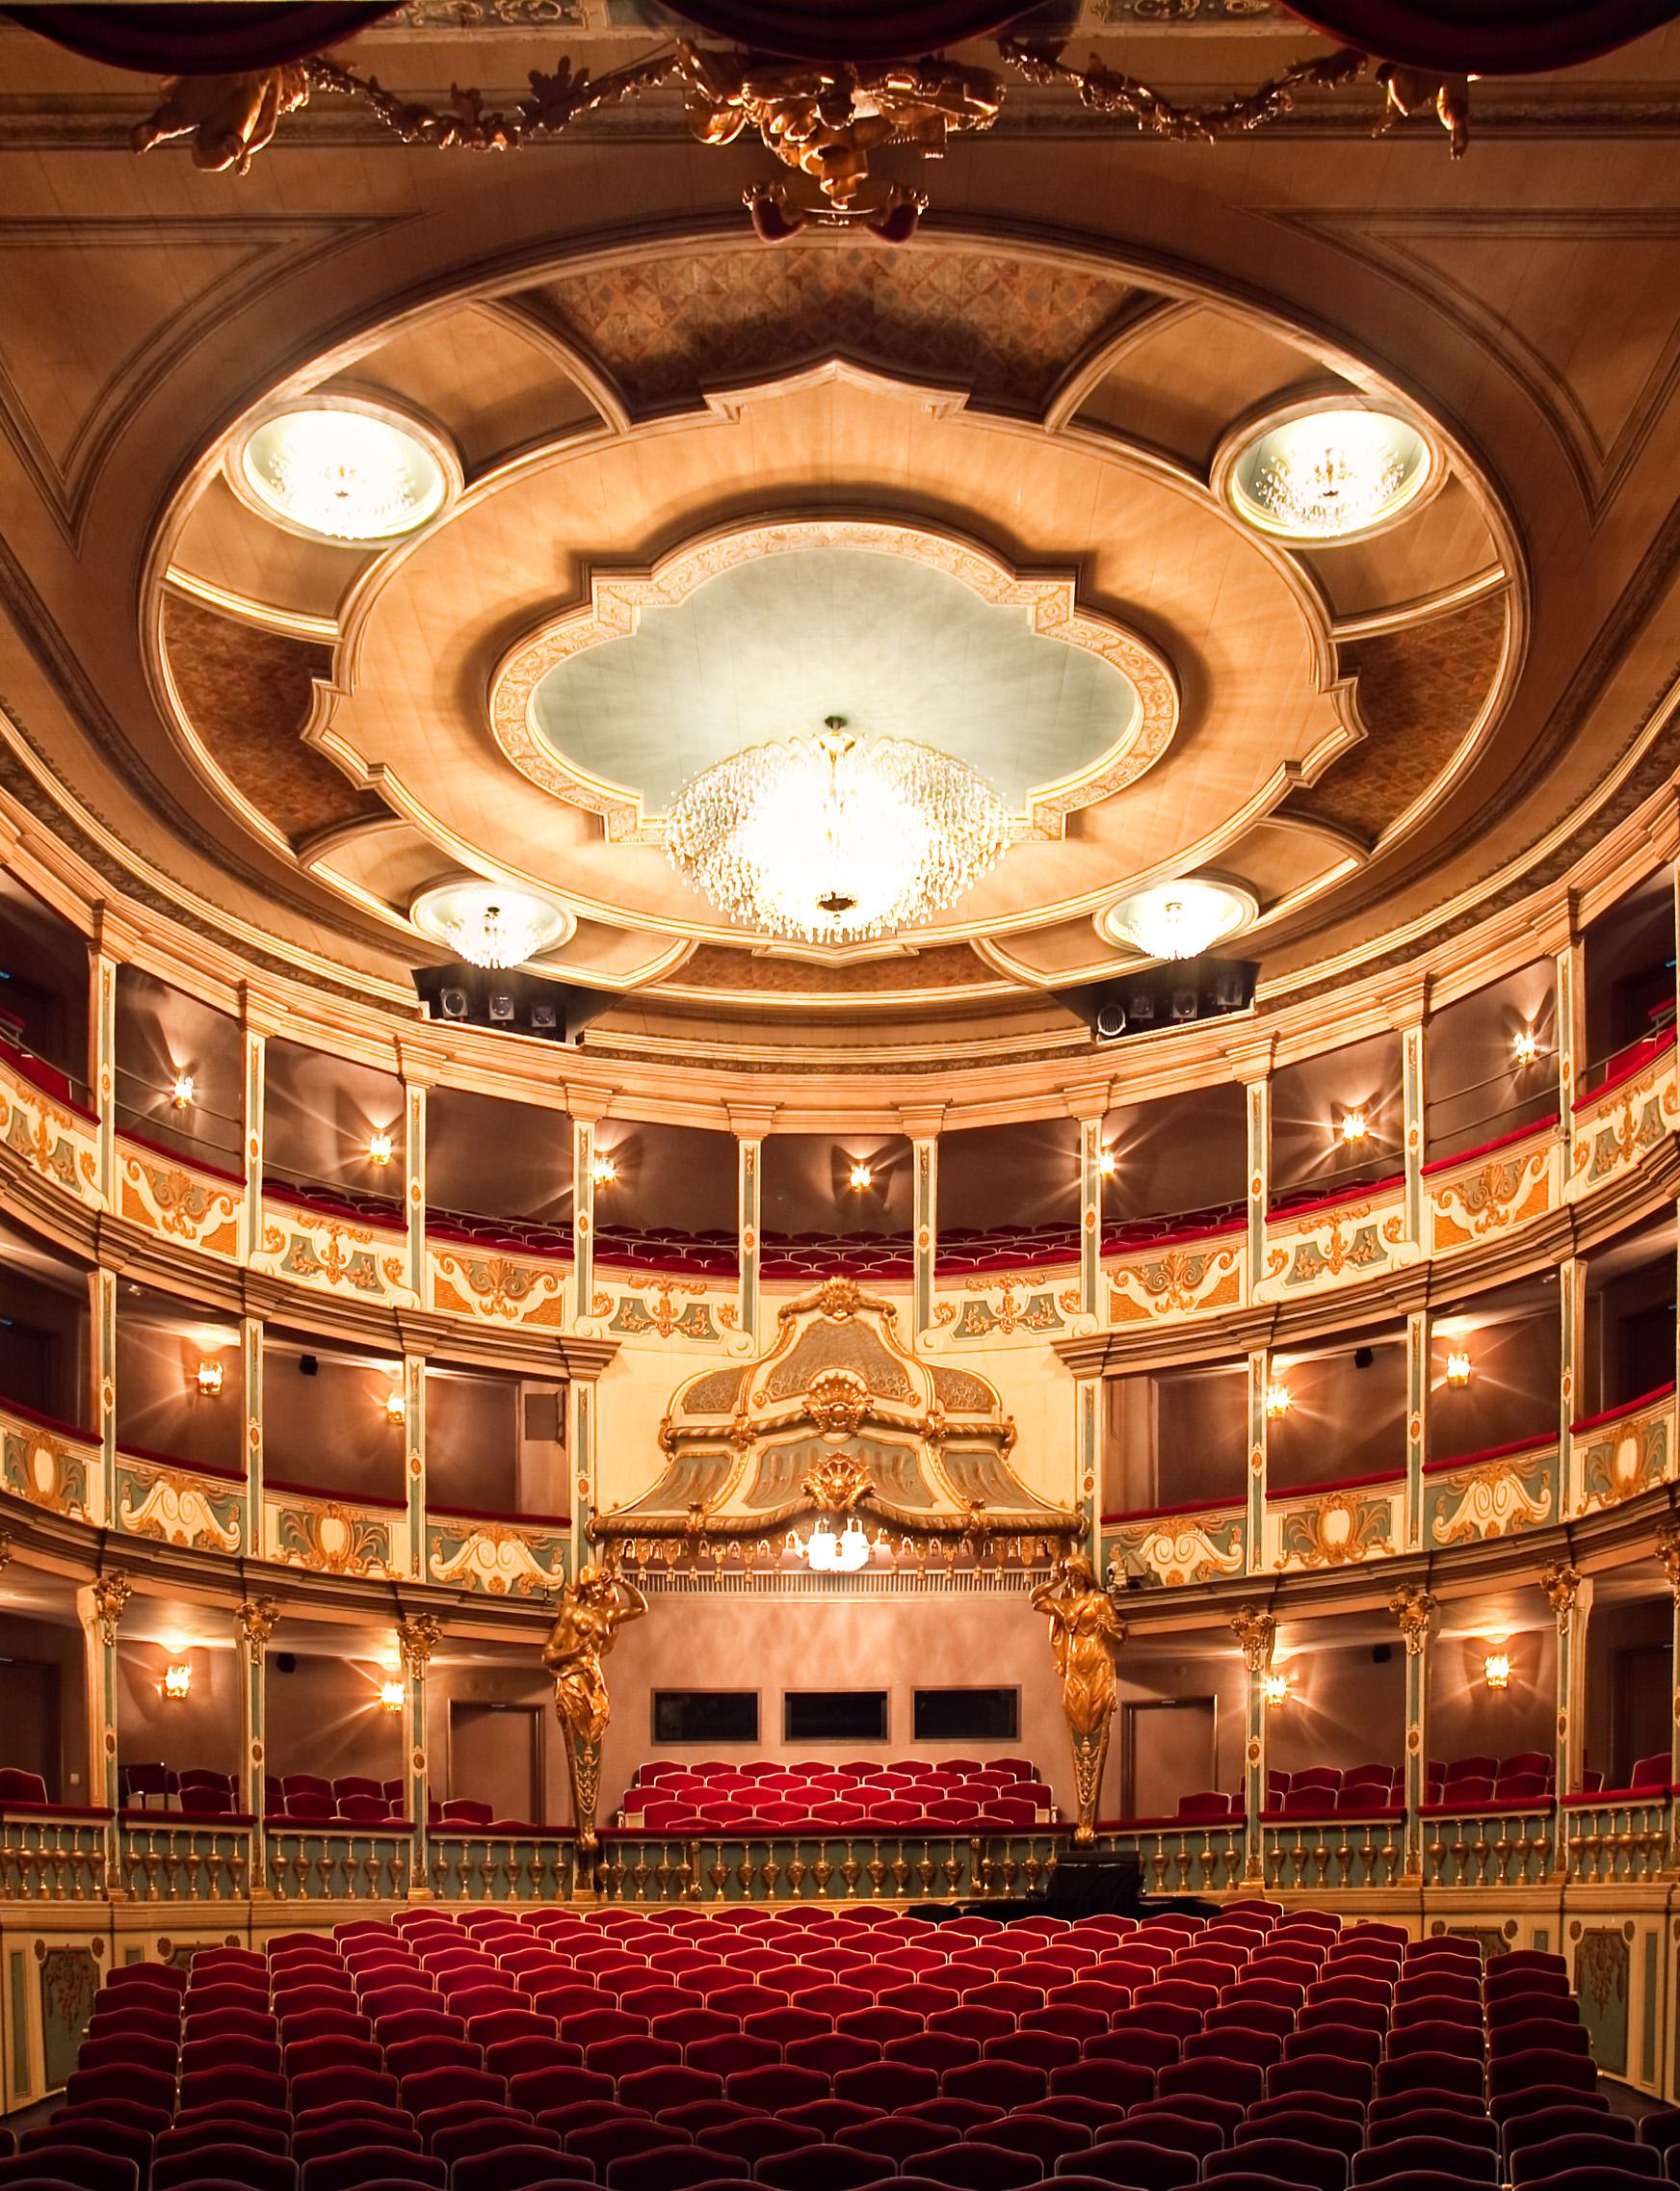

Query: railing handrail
[1266,1465,1405,1504]
[1421,1113,1558,1176]
[264,1476,407,1513]
[118,1444,246,1484]
[1424,1431,1558,1475]
[1570,1380,1676,1436]
[428,1500,571,1529]
[1101,1491,1245,1527]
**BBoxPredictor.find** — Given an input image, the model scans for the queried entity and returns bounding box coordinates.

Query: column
[396,1614,442,1898]
[566,1379,595,1581]
[1245,1350,1269,1576]
[77,1571,131,1895]
[1543,1560,1590,1812]
[1404,1310,1429,1552]
[571,1113,597,1330]
[403,1077,428,1306]
[1076,1114,1103,1321]
[905,1121,942,1341]
[402,1354,427,1581]
[87,928,120,1208]
[1402,1014,1427,1248]
[1557,931,1584,1176]
[240,1016,265,1264]
[235,1597,278,1896]
[242,1317,265,1558]
[90,1265,116,1528]
[725,1111,773,1348]
[1559,1254,1586,1515]
[1230,1605,1276,1887]
[1390,1584,1437,1881]
[1240,1063,1271,1304]
[1654,1521,1680,1792]
[1076,1374,1101,1553]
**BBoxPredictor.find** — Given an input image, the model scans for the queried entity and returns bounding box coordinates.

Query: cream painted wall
[117,1639,241,1780]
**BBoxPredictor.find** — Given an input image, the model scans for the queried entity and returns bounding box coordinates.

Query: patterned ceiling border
[486,515,1180,844]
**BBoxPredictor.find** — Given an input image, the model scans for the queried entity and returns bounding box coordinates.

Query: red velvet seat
[0,2150,141,2191]
[297,2151,444,2191]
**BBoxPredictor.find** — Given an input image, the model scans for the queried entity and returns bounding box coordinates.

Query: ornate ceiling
[0,8,1678,1085]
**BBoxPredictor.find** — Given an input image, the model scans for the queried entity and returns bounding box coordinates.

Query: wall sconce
[1262,1671,1292,1708]
[1264,1382,1292,1419]
[378,1678,405,1712]
[383,1387,407,1424]
[591,1153,617,1187]
[1339,1108,1370,1144]
[162,1663,192,1703]
[170,1071,195,1110]
[195,1360,224,1398]
[1446,1348,1473,1387]
[1096,1148,1117,1179]
[367,1130,393,1166]
[848,1159,873,1192]
[1512,1029,1539,1066]
[1483,1651,1511,1691]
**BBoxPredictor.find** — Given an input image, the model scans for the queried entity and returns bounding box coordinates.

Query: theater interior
[2,0,1680,2185]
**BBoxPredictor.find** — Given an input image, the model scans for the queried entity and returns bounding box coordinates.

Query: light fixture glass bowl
[1101,878,1253,961]
[1225,405,1434,543]
[667,726,1010,946]
[412,880,575,969]
[231,399,455,544]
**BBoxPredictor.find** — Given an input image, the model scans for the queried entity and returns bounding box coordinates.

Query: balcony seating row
[39,1902,1615,2191]
[617,1760,1055,1833]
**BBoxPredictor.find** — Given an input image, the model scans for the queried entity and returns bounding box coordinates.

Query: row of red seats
[39,1905,1618,2191]
[635,1761,1040,1784]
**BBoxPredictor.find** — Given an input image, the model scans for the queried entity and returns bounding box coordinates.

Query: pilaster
[396,1613,442,1897]
[1076,1375,1100,1552]
[1242,1070,1271,1305]
[241,1025,265,1265]
[78,1572,131,1894]
[1231,1605,1276,1887]
[404,1080,427,1306]
[1559,1254,1586,1512]
[91,1265,116,1527]
[1656,1522,1680,1792]
[737,1136,761,1346]
[567,1379,595,1578]
[1390,1584,1437,1881]
[403,1353,427,1581]
[1245,1350,1269,1576]
[571,1117,596,1330]
[242,1316,265,1558]
[1401,1016,1427,1248]
[1543,1560,1590,1811]
[911,1135,938,1339]
[235,1597,278,1894]
[1404,1310,1429,1552]
[1557,933,1584,1177]
[89,945,118,1208]
[1076,1115,1102,1321]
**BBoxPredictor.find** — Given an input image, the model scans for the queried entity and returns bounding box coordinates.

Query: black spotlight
[486,991,515,1024]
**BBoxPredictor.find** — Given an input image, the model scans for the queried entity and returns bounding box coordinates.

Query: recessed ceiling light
[411,879,574,970]
[229,397,457,546]
[1222,403,1436,544]
[1101,878,1254,961]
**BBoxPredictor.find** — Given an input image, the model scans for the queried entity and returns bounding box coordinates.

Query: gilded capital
[1541,1559,1584,1630]
[1656,1519,1680,1595]
[1230,1604,1276,1676]
[91,1571,132,1646]
[0,1527,12,1572]
[236,1597,281,1653]
[1389,1583,1436,1656]
[396,1613,444,1673]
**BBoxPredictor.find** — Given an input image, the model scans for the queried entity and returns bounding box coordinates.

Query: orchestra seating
[20,1903,1622,2191]
[614,1758,1056,1833]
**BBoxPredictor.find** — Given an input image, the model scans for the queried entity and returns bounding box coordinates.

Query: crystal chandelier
[797,1517,872,1572]
[412,879,572,969]
[1229,407,1431,542]
[667,718,1009,944]
[1105,878,1250,961]
[237,404,451,543]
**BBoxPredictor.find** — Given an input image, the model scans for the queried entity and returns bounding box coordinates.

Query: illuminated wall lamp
[1483,1651,1511,1691]
[1264,1382,1292,1419]
[162,1663,192,1703]
[170,1071,196,1110]
[1512,1030,1539,1066]
[195,1360,224,1398]
[1446,1348,1473,1388]
[367,1129,394,1166]
[1339,1108,1370,1144]
[591,1153,617,1186]
[383,1387,407,1423]
[848,1159,873,1192]
[1262,1671,1292,1708]
[378,1678,405,1712]
[1096,1148,1117,1179]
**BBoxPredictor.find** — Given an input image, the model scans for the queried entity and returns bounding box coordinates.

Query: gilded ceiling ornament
[0,1527,11,1572]
[1656,1519,1680,1594]
[1374,63,1471,159]
[396,1612,444,1673]
[997,38,1367,141]
[91,1571,132,1646]
[805,1371,872,1439]
[132,66,309,172]
[1389,1583,1437,1655]
[236,1597,281,1653]
[1033,1551,1126,1844]
[1229,1603,1277,1675]
[802,1453,872,1510]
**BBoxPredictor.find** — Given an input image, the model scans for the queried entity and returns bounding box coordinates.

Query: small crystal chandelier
[413,880,571,970]
[1104,879,1251,961]
[798,1517,872,1572]
[241,406,448,542]
[667,717,1009,945]
[1229,407,1431,542]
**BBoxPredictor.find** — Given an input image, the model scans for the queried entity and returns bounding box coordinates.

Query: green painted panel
[1643,1929,1659,2086]
[1576,1927,1631,2077]
[38,1947,97,2092]
[9,1948,28,2099]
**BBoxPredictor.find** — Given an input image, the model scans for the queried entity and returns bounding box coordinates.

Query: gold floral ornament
[1389,1583,1437,1655]
[236,1597,280,1654]
[805,1372,872,1441]
[802,1453,871,1510]
[1541,1559,1584,1633]
[91,1571,132,1647]
[1655,1518,1680,1594]
[541,1564,648,1863]
[1033,1551,1126,1845]
[997,39,1368,142]
[396,1612,443,1673]
[1229,1603,1277,1675]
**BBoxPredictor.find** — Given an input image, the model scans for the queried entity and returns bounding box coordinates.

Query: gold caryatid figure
[541,1563,647,1865]
[1032,1550,1126,1845]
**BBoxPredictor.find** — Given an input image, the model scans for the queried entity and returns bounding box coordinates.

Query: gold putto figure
[1033,1550,1126,1843]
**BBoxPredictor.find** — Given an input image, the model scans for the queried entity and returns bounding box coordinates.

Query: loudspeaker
[300,1354,318,1377]
[487,991,514,1024]
[438,987,469,1021]
[1065,959,1257,1045]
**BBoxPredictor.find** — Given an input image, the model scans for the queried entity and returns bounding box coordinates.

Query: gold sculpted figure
[132,66,310,172]
[1032,1550,1125,1843]
[541,1563,647,1866]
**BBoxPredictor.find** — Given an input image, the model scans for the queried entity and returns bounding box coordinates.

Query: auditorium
[0,1,1678,2186]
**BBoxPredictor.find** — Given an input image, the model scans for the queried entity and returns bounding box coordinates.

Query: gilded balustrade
[1097,1823,1246,1897]
[1562,1794,1672,1887]
[118,1819,251,1902]
[591,1828,1066,1904]
[429,1831,575,1901]
[264,1826,416,1900]
[0,1811,106,1901]
[1421,1802,1555,1888]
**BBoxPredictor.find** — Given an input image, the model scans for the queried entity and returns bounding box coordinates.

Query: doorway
[1610,1642,1671,1788]
[449,1702,541,1824]
[1121,1696,1218,1820]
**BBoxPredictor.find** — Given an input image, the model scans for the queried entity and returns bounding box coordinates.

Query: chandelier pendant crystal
[667,717,1009,944]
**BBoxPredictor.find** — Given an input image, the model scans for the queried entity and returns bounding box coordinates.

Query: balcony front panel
[1571,1386,1676,1517]
[1101,1498,1247,1587]
[933,1269,1081,1345]
[589,1270,744,1346]
[1427,1121,1561,1254]
[430,1231,569,1330]
[1257,1178,1411,1304]
[1105,1225,1246,1329]
[116,1135,242,1260]
[1423,1436,1560,1546]
[0,1047,100,1209]
[253,1190,415,1307]
[1568,1031,1679,1197]
[1266,1473,1405,1572]
[263,1483,408,1577]
[0,1403,99,1524]
[426,1507,571,1595]
[115,1450,246,1553]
